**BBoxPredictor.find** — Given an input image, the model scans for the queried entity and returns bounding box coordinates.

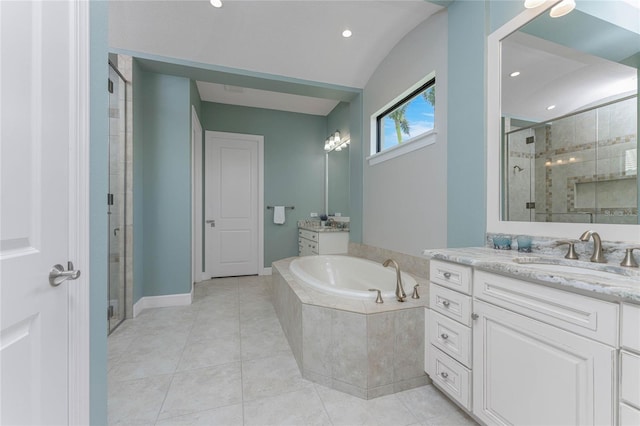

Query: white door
[204,131,262,277]
[1,1,89,424]
[472,300,615,426]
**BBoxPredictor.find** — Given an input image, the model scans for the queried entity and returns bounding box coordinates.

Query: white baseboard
[260,267,272,276]
[133,292,193,318]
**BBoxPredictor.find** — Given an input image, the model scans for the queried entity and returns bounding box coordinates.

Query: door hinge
[108,78,114,94]
[526,202,536,209]
[107,305,114,320]
[107,193,114,206]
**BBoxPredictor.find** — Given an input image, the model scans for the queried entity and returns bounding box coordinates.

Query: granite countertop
[298,225,349,233]
[422,247,640,304]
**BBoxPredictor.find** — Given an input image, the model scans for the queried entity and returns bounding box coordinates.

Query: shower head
[513,165,524,172]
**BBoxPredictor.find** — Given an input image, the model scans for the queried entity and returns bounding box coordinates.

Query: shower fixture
[513,165,524,172]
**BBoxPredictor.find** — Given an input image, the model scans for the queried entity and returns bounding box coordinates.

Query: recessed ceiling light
[342,29,352,38]
[510,71,520,77]
[546,105,556,111]
[210,0,222,8]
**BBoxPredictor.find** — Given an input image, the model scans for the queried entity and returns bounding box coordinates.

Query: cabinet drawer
[620,403,640,426]
[429,346,471,410]
[298,237,318,255]
[621,351,640,409]
[429,310,471,367]
[430,260,472,294]
[474,270,618,346]
[298,229,318,241]
[622,303,640,352]
[430,283,472,326]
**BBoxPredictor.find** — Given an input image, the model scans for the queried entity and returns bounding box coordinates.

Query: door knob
[49,261,81,287]
[205,219,216,227]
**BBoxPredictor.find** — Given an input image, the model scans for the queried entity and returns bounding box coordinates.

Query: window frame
[375,77,436,154]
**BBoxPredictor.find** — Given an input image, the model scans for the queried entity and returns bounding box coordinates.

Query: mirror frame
[486,0,640,242]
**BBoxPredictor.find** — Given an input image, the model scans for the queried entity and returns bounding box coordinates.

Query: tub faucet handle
[411,284,420,299]
[368,289,384,304]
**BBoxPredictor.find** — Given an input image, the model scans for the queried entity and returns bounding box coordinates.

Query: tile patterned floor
[108,275,478,425]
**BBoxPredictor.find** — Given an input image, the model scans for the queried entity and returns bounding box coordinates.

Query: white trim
[366,130,437,166]
[486,1,640,243]
[191,106,203,292]
[261,267,273,276]
[133,293,193,318]
[67,1,90,424]
[204,131,265,275]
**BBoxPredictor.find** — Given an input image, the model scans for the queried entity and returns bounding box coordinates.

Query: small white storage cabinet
[426,259,623,426]
[298,228,348,256]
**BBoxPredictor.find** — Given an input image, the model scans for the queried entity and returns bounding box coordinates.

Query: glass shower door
[108,63,127,334]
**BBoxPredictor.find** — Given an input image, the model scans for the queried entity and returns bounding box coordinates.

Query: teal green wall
[134,68,193,299]
[200,102,327,266]
[349,94,363,243]
[326,102,350,216]
[446,0,488,247]
[90,1,108,424]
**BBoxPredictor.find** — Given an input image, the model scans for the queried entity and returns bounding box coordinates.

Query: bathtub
[289,255,417,300]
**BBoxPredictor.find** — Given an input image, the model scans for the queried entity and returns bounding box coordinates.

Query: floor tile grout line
[311,383,336,426]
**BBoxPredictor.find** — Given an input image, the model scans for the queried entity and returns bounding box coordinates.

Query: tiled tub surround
[271,258,430,400]
[425,244,640,303]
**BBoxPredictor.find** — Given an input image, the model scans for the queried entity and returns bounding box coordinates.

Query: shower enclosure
[505,95,638,224]
[108,61,127,333]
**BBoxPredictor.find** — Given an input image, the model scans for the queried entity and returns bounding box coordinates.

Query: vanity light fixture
[324,130,350,153]
[510,71,521,77]
[524,0,546,8]
[342,29,352,38]
[549,0,576,17]
[523,0,575,17]
[210,0,222,7]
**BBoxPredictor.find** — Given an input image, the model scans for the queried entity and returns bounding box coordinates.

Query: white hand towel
[273,206,286,224]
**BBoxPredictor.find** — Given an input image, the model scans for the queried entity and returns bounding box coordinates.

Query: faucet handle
[555,240,579,260]
[621,247,640,268]
[368,289,384,304]
[411,284,420,299]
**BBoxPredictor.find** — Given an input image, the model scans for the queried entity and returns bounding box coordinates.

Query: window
[376,78,435,153]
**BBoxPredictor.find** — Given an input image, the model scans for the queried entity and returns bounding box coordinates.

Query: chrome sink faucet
[579,230,607,263]
[382,259,406,302]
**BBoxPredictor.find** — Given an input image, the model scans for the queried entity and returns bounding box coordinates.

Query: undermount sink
[516,262,627,280]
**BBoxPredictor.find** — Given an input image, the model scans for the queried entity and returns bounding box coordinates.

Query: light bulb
[335,146,342,151]
[550,0,575,17]
[334,131,341,143]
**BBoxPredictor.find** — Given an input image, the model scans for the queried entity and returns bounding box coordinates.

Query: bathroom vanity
[423,248,640,426]
[298,223,349,256]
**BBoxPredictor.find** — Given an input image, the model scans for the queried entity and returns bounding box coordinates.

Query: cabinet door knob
[442,300,450,308]
[440,372,449,379]
[471,313,479,320]
[440,333,449,340]
[443,272,452,279]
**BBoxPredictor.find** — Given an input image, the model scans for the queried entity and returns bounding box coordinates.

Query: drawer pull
[442,300,450,308]
[440,333,449,340]
[443,272,452,279]
[440,372,449,379]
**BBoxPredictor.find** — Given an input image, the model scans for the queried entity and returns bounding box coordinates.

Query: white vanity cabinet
[297,228,348,256]
[472,271,617,426]
[425,258,627,426]
[620,303,640,425]
[427,260,473,410]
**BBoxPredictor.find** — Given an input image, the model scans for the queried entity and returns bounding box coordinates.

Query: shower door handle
[113,227,120,237]
[49,261,81,287]
[206,219,216,227]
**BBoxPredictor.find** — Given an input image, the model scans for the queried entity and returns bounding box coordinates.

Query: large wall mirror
[487,0,640,241]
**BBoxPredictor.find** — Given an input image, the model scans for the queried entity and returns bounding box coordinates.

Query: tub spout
[382,259,406,302]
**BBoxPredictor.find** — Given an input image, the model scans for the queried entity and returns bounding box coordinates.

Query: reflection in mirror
[501,1,639,225]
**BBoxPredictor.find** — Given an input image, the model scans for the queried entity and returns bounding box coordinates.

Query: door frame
[191,107,204,284]
[203,130,265,275]
[68,1,91,423]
